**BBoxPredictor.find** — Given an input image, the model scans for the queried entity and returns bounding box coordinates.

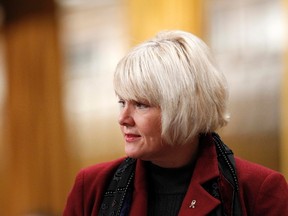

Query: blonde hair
[114,30,229,145]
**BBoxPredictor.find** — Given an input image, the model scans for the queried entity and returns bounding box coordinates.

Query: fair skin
[118,98,199,168]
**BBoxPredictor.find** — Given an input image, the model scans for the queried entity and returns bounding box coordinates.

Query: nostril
[118,116,125,126]
[121,116,135,127]
[118,113,134,126]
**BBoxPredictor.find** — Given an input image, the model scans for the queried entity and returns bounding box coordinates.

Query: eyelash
[118,100,150,109]
[118,99,125,108]
[135,102,149,109]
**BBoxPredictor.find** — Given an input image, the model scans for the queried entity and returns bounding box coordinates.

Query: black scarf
[98,133,242,216]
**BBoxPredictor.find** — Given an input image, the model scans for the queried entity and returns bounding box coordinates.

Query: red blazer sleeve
[253,172,288,215]
[62,158,125,216]
[236,158,288,215]
[63,170,85,216]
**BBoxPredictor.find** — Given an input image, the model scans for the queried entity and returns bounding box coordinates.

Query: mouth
[124,133,141,142]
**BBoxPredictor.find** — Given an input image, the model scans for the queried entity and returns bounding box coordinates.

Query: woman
[63,30,288,216]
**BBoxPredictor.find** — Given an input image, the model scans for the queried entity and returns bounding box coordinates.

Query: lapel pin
[189,200,196,208]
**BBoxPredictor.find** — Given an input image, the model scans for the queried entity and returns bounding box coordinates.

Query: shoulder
[63,157,127,215]
[235,157,288,215]
[235,157,286,186]
[79,157,126,177]
[76,157,126,185]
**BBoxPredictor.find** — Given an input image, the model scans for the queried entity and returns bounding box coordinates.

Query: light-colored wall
[281,0,288,179]
[127,0,203,43]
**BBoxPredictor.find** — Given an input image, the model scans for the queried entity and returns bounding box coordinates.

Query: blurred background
[0,0,287,215]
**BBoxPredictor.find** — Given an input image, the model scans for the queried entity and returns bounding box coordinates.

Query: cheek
[143,119,162,137]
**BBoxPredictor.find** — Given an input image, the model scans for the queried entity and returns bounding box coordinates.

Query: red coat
[63,135,288,215]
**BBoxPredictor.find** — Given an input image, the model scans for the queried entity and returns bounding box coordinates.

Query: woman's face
[118,99,166,162]
[117,98,199,168]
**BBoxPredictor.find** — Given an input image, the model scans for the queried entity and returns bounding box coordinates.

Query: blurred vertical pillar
[281,0,288,179]
[1,0,72,215]
[127,0,203,44]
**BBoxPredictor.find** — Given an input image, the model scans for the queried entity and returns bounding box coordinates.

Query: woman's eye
[135,102,149,109]
[118,100,125,108]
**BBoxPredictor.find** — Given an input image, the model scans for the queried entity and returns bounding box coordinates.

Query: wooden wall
[127,0,203,42]
[1,0,72,215]
[281,0,288,178]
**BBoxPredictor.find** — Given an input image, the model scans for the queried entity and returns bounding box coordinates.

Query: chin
[125,150,143,159]
[125,152,138,159]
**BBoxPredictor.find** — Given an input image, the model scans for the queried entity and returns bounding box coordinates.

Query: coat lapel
[130,134,231,215]
[129,160,148,216]
[179,135,222,215]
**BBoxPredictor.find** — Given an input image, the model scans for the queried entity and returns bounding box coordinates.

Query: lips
[124,133,141,142]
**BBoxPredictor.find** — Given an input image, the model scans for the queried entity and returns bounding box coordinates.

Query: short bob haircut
[114,30,229,145]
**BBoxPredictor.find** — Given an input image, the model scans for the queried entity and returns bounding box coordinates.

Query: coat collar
[178,134,221,215]
[130,134,222,215]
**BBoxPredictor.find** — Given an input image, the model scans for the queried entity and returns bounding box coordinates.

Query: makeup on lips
[125,133,141,142]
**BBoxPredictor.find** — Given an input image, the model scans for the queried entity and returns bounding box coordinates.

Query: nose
[118,105,135,127]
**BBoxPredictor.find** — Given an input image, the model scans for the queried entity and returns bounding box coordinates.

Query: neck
[150,137,199,168]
